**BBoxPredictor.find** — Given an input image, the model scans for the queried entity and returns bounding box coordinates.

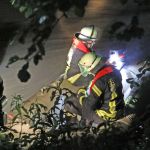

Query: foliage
[124,55,150,121]
[0,70,150,149]
[7,0,89,82]
[108,0,150,41]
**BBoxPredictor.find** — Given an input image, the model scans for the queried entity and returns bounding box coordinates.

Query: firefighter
[64,52,125,125]
[64,25,100,87]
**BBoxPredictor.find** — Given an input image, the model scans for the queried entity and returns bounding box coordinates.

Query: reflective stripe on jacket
[65,38,91,79]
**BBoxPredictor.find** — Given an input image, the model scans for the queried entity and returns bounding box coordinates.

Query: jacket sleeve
[77,79,105,110]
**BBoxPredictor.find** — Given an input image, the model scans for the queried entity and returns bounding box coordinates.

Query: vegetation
[1,0,150,149]
[1,54,150,149]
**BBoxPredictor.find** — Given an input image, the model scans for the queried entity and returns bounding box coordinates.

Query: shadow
[0,22,20,64]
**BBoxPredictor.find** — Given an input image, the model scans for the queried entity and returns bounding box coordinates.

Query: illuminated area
[109,50,125,70]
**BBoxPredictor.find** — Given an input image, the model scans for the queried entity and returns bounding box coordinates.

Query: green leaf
[25,7,33,18]
[21,106,28,114]
[16,104,21,115]
[12,0,20,8]
[19,6,27,12]
[24,115,30,119]
[12,115,18,123]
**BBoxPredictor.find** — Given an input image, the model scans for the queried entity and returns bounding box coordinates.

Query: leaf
[25,7,33,18]
[142,68,147,74]
[58,0,72,12]
[60,110,64,124]
[12,0,20,8]
[146,67,150,71]
[22,63,29,70]
[7,55,20,66]
[16,104,21,115]
[24,115,30,119]
[138,66,144,72]
[136,73,143,79]
[9,32,18,45]
[19,6,27,12]
[21,106,28,114]
[111,22,125,32]
[131,16,139,27]
[50,91,56,101]
[41,27,52,40]
[24,44,36,59]
[38,103,47,111]
[74,6,85,17]
[12,115,18,123]
[18,69,31,82]
[126,78,134,83]
[33,54,42,65]
[130,82,140,89]
[8,132,14,141]
[37,42,45,55]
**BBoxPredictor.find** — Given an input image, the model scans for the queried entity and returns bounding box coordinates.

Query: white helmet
[75,25,100,41]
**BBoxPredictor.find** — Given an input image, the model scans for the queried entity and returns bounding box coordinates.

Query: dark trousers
[64,96,105,124]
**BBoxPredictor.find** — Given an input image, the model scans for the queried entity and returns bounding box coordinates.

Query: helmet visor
[79,64,90,77]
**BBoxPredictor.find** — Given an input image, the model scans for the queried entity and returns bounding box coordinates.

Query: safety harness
[90,66,114,94]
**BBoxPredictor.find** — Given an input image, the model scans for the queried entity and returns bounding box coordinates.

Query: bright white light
[109,50,124,70]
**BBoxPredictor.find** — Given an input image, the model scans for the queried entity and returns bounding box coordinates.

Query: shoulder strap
[90,66,114,94]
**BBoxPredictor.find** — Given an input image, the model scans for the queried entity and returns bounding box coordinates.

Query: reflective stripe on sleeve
[92,84,102,96]
[77,89,86,95]
[68,73,82,84]
[96,101,117,121]
[79,95,86,105]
